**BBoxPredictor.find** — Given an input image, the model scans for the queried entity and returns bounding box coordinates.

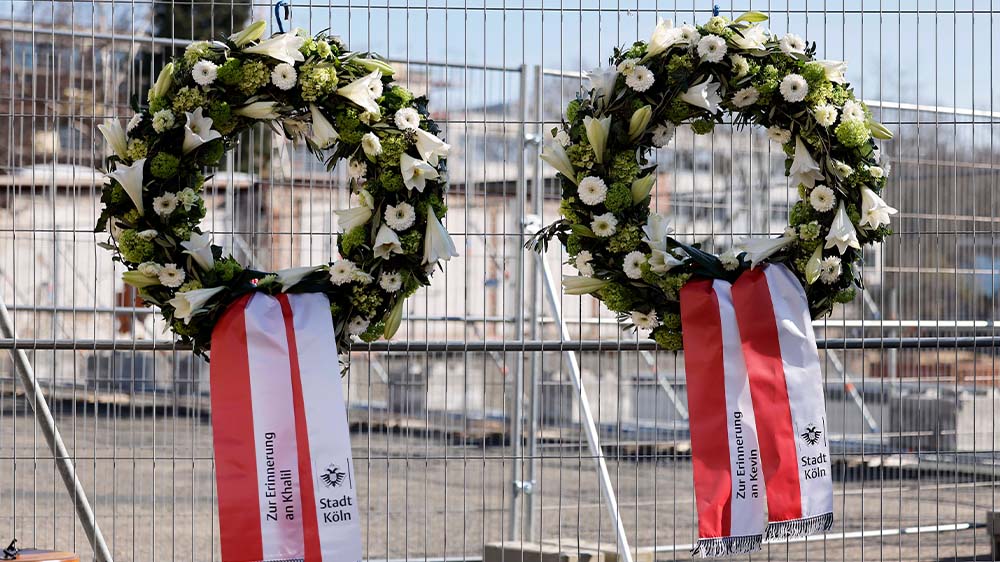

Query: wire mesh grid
[0,1,998,561]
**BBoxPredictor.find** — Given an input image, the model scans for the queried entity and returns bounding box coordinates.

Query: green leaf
[868,119,894,140]
[569,224,598,238]
[383,298,405,339]
[735,11,769,23]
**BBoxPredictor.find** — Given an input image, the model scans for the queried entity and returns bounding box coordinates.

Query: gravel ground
[0,411,997,562]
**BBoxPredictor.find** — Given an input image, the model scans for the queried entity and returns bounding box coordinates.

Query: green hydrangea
[652,326,684,351]
[789,201,815,226]
[377,134,409,165]
[207,101,232,128]
[661,312,682,331]
[150,152,180,179]
[173,223,192,240]
[378,169,405,192]
[833,287,857,303]
[799,221,821,241]
[299,63,338,101]
[171,87,205,113]
[663,98,695,124]
[382,86,414,110]
[350,284,382,318]
[123,209,141,225]
[566,234,583,256]
[755,64,781,94]
[599,282,638,313]
[604,182,633,213]
[212,257,244,282]
[148,97,169,114]
[198,140,225,166]
[336,107,363,144]
[108,184,128,206]
[340,225,367,255]
[315,40,333,59]
[400,230,423,254]
[217,59,242,85]
[183,41,213,65]
[657,273,690,300]
[704,16,730,35]
[608,225,641,254]
[835,119,870,147]
[359,320,384,343]
[805,81,833,105]
[666,54,694,75]
[801,63,827,87]
[608,151,639,184]
[560,198,583,223]
[566,142,597,172]
[566,100,582,123]
[828,85,853,106]
[126,139,148,161]
[178,280,203,292]
[118,229,155,263]
[238,60,270,95]
[691,119,715,135]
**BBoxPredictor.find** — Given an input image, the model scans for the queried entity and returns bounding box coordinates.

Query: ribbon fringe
[691,535,762,558]
[764,511,834,541]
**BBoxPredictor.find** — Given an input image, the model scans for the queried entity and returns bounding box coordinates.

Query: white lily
[563,276,609,295]
[644,18,683,60]
[859,187,897,229]
[337,71,383,116]
[680,79,722,113]
[107,158,147,215]
[275,265,321,292]
[309,104,339,148]
[167,286,225,324]
[147,62,174,102]
[401,154,439,192]
[335,205,372,232]
[737,236,795,268]
[242,32,306,65]
[182,108,222,154]
[234,101,281,120]
[648,249,684,274]
[98,119,128,159]
[583,115,611,164]
[790,136,824,189]
[628,105,652,142]
[730,25,768,52]
[373,224,404,260]
[631,174,656,204]
[804,245,824,285]
[180,232,215,271]
[422,205,459,264]
[587,67,619,103]
[814,60,847,83]
[122,270,160,289]
[540,141,577,184]
[642,212,674,252]
[413,128,451,166]
[825,202,861,254]
[230,20,266,47]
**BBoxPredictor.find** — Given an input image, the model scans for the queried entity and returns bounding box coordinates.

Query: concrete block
[484,541,605,562]
[986,511,1000,560]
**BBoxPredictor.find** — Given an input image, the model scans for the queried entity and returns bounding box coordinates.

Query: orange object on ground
[9,550,79,562]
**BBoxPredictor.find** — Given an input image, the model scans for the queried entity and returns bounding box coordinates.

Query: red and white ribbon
[211,292,363,562]
[681,264,833,557]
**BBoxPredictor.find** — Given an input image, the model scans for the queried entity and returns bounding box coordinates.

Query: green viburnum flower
[377,134,409,165]
[666,54,694,75]
[828,85,853,105]
[806,81,833,105]
[835,119,870,147]
[207,101,232,127]
[150,152,180,179]
[148,96,169,114]
[359,320,385,343]
[171,86,206,113]
[183,41,213,65]
[340,225,367,255]
[400,230,423,254]
[315,40,333,59]
[238,60,270,95]
[566,142,597,172]
[212,257,243,282]
[789,201,815,226]
[652,326,684,351]
[608,225,642,254]
[350,284,382,318]
[801,63,828,87]
[178,279,203,292]
[756,64,781,94]
[173,224,192,240]
[604,182,633,213]
[198,140,225,166]
[703,16,730,35]
[661,312,682,331]
[565,99,582,123]
[833,287,857,303]
[217,59,242,85]
[566,234,583,256]
[559,198,583,223]
[599,282,638,313]
[299,63,338,101]
[336,107,363,144]
[799,221,821,241]
[118,229,155,263]
[691,119,715,135]
[126,139,148,161]
[657,273,690,300]
[378,169,405,192]
[663,98,695,124]
[609,151,639,184]
[382,86,414,110]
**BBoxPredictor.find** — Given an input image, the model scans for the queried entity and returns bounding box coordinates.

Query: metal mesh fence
[0,1,999,561]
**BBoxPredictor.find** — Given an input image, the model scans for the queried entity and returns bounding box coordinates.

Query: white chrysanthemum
[554,130,571,147]
[813,104,838,127]
[867,165,884,179]
[841,100,866,122]
[767,126,792,145]
[719,249,740,271]
[630,311,660,330]
[347,316,370,336]
[271,63,298,90]
[730,54,750,78]
[192,60,218,86]
[361,132,382,157]
[127,113,142,133]
[591,212,618,237]
[832,160,854,179]
[651,123,675,147]
[394,107,421,131]
[616,57,640,75]
[347,158,367,181]
[678,25,699,43]
[384,202,416,230]
[575,250,595,276]
[809,185,836,212]
[138,262,161,276]
[697,34,727,63]
[152,109,175,133]
[379,271,403,292]
[158,263,185,288]
[779,33,807,56]
[780,74,809,102]
[329,260,359,285]
[152,193,178,216]
[731,86,759,108]
[577,176,608,206]
[819,256,842,284]
[623,251,646,280]
[625,65,655,92]
[783,225,799,239]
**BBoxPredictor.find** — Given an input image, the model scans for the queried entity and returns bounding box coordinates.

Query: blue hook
[713,4,720,16]
[274,1,290,34]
